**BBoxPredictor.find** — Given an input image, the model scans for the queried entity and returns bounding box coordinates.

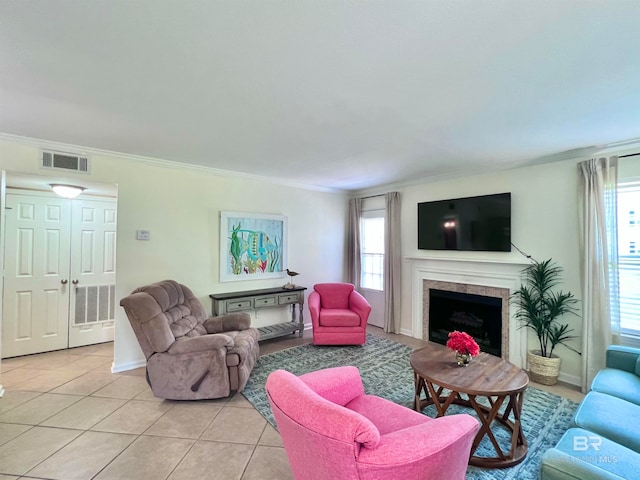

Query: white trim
[111,359,146,373]
[407,256,529,368]
[353,137,640,198]
[0,384,4,397]
[399,327,414,337]
[558,371,581,388]
[620,333,640,349]
[0,171,5,368]
[0,133,344,194]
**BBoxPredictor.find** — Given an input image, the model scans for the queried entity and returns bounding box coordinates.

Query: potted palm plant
[511,258,579,385]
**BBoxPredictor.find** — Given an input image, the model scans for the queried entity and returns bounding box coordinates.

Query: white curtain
[384,192,401,333]
[578,156,620,392]
[347,197,362,288]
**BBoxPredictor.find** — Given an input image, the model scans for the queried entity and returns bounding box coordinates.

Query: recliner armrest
[167,333,233,354]
[204,312,251,333]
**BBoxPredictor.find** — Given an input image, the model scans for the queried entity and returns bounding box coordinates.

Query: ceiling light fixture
[50,184,86,199]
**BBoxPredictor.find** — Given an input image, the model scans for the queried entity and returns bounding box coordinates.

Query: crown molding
[0,133,346,195]
[592,137,640,157]
[351,136,640,198]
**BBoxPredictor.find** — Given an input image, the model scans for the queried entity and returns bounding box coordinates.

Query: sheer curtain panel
[383,192,401,333]
[347,198,362,288]
[578,156,620,392]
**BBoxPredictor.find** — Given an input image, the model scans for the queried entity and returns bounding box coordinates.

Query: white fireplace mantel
[406,256,529,368]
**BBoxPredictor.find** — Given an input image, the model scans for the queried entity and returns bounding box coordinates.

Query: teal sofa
[540,345,640,480]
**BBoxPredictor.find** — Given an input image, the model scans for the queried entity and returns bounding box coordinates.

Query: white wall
[393,154,640,385]
[619,156,640,180]
[0,138,348,371]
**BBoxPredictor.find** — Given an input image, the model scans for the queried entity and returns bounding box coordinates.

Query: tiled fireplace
[409,257,528,368]
[425,281,508,358]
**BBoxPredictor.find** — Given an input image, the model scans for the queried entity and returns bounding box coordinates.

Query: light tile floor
[0,326,583,479]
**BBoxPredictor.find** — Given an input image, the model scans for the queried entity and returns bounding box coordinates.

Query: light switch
[136,229,150,241]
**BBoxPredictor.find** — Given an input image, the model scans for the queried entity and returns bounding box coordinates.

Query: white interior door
[362,289,385,328]
[2,193,71,357]
[68,198,117,348]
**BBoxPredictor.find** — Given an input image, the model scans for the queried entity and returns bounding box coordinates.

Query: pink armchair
[266,366,478,480]
[308,283,371,345]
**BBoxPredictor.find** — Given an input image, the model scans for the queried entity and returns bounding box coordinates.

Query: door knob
[72,279,79,285]
[61,279,68,284]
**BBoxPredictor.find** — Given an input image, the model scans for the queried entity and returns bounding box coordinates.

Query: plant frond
[514,257,581,358]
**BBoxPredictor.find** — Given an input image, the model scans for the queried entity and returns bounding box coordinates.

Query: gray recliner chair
[120,280,259,400]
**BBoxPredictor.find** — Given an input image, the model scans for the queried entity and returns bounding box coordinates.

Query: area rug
[242,334,578,480]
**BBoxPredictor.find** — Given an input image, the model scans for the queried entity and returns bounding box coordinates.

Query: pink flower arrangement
[446,331,480,356]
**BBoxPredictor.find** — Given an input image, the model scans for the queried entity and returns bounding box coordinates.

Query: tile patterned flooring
[0,327,584,479]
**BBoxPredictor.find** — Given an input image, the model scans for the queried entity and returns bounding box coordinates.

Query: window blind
[618,180,640,336]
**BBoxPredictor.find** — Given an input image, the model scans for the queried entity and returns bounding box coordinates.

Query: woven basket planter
[527,350,561,385]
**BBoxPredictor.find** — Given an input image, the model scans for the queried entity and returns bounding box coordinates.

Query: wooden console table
[210,286,307,342]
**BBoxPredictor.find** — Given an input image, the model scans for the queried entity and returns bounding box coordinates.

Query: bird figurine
[284,268,299,289]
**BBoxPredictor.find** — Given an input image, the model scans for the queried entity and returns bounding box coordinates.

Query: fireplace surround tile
[423,280,510,360]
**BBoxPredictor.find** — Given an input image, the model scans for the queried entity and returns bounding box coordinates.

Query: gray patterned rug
[242,334,578,480]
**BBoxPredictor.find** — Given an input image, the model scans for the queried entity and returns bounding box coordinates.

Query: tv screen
[417,193,511,252]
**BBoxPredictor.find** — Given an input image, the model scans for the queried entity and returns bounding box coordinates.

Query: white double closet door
[2,191,117,358]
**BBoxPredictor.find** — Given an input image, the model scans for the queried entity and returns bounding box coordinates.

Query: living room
[2,135,639,381]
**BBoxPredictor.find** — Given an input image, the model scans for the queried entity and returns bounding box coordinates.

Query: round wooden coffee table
[410,343,529,468]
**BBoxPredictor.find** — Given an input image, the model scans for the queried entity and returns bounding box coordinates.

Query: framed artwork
[220,211,287,282]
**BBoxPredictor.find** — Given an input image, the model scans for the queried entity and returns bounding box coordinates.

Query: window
[360,213,384,291]
[618,180,640,338]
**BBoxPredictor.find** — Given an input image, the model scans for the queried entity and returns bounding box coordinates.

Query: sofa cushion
[591,368,640,406]
[572,392,640,453]
[541,427,639,480]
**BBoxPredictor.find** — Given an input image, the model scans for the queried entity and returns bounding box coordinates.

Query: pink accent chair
[308,283,372,345]
[266,366,479,480]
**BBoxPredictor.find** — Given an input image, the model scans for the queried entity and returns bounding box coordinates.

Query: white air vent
[41,150,89,173]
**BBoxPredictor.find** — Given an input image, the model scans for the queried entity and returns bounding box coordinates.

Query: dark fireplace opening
[428,289,502,357]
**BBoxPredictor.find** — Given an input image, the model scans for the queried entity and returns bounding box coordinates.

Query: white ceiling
[1,1,639,192]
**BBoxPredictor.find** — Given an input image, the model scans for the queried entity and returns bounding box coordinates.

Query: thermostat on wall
[136,230,150,241]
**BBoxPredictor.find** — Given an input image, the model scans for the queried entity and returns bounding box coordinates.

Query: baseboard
[558,371,581,388]
[399,327,415,338]
[0,384,4,397]
[111,359,146,373]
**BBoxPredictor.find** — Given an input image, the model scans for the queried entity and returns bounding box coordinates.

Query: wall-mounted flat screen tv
[417,193,511,252]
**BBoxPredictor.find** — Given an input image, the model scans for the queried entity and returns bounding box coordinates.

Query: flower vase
[456,351,472,366]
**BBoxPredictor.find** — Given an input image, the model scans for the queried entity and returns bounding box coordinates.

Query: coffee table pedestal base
[414,374,528,469]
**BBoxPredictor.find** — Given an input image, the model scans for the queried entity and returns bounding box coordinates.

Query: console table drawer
[225,298,253,311]
[278,292,300,305]
[255,296,277,308]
